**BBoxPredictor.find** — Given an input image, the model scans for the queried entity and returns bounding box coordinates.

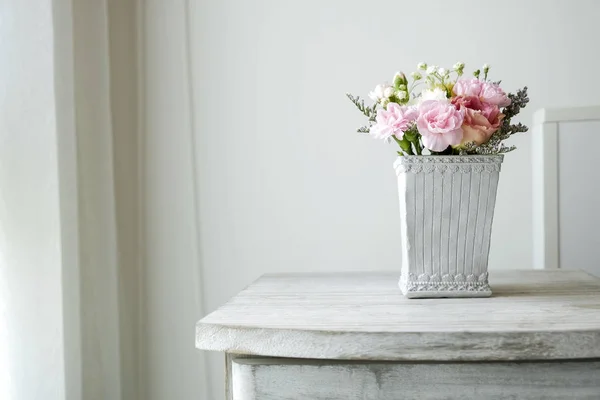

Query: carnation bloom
[416,100,464,151]
[451,95,504,146]
[370,103,418,140]
[480,82,511,107]
[419,87,448,103]
[368,84,394,102]
[452,78,484,97]
[453,79,511,108]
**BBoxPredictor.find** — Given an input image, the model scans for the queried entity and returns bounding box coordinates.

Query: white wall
[0,1,66,399]
[191,0,600,398]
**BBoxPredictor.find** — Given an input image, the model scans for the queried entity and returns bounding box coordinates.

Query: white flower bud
[453,62,465,70]
[417,62,427,70]
[393,71,406,84]
[438,67,447,76]
[396,90,408,100]
[383,86,395,98]
[426,65,438,74]
[483,63,490,71]
[411,72,422,80]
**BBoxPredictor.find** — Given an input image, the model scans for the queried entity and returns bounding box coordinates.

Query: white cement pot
[394,155,503,298]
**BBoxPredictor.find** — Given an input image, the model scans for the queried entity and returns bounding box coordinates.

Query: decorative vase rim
[397,154,505,160]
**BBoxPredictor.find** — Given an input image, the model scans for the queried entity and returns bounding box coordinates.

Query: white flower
[417,62,427,70]
[368,83,394,102]
[483,63,490,70]
[419,87,448,103]
[438,67,448,76]
[383,86,395,98]
[396,90,408,100]
[411,72,422,80]
[453,62,465,70]
[426,65,438,74]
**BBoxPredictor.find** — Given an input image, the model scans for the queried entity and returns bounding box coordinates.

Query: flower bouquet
[348,63,529,298]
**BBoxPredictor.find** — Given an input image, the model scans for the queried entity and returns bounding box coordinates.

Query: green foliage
[392,135,414,155]
[346,93,377,122]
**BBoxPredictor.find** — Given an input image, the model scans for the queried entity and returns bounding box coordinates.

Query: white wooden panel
[533,106,600,125]
[557,120,600,277]
[532,121,559,270]
[232,358,600,400]
[532,107,600,272]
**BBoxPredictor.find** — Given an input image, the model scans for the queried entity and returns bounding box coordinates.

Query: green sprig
[346,93,378,122]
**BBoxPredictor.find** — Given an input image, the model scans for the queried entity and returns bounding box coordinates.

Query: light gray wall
[190,0,600,398]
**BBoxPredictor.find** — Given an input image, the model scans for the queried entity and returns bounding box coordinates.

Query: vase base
[399,279,492,299]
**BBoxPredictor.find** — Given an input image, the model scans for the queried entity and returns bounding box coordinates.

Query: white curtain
[141,0,209,399]
[0,0,209,398]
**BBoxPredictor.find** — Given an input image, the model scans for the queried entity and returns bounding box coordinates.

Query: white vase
[394,155,503,298]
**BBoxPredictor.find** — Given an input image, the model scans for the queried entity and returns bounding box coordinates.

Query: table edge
[196,321,600,361]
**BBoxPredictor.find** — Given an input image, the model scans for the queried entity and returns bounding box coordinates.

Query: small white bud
[411,72,422,80]
[437,67,447,76]
[396,90,408,100]
[426,65,438,75]
[453,62,465,70]
[417,62,427,70]
[483,63,490,71]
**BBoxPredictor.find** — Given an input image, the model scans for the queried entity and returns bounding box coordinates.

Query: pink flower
[480,81,511,107]
[416,100,464,151]
[451,95,504,145]
[370,103,418,140]
[453,79,511,108]
[452,78,483,97]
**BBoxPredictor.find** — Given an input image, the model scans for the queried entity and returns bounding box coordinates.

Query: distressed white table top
[196,270,600,361]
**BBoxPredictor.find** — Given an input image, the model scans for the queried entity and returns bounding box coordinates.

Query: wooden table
[196,270,600,399]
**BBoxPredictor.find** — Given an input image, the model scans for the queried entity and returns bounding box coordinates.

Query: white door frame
[531,106,600,270]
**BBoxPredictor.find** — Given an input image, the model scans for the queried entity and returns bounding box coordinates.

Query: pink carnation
[480,82,511,107]
[451,95,504,146]
[370,103,418,140]
[452,78,483,97]
[453,78,511,108]
[416,100,464,152]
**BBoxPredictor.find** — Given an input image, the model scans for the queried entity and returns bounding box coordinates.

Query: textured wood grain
[196,270,600,361]
[231,357,600,400]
